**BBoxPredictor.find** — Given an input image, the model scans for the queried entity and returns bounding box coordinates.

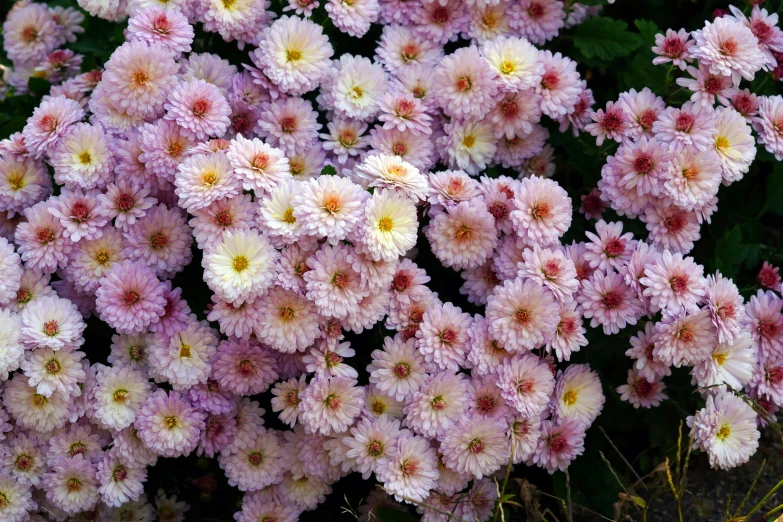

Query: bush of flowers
[0,0,782,520]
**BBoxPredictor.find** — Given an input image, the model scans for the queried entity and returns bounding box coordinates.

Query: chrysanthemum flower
[653,309,717,367]
[367,335,433,401]
[0,471,36,522]
[123,203,193,279]
[743,289,783,361]
[617,369,668,409]
[0,154,50,215]
[753,95,783,161]
[439,118,497,176]
[441,416,510,479]
[299,375,364,436]
[641,251,706,317]
[355,154,429,201]
[22,95,84,159]
[362,189,419,262]
[552,364,604,427]
[135,389,206,458]
[43,454,99,514]
[426,198,498,270]
[149,319,218,389]
[330,54,388,120]
[711,106,756,184]
[164,78,232,141]
[465,314,513,376]
[518,246,579,302]
[496,353,555,418]
[376,433,439,503]
[97,180,156,232]
[652,28,694,69]
[704,271,746,344]
[689,392,760,470]
[102,40,178,120]
[47,188,110,242]
[203,229,278,306]
[3,2,60,65]
[481,35,543,92]
[0,309,24,378]
[486,277,559,352]
[127,6,194,55]
[95,260,167,334]
[88,364,150,430]
[219,430,285,492]
[320,118,369,165]
[21,346,85,398]
[256,97,322,156]
[226,134,291,195]
[642,203,701,254]
[189,193,254,251]
[375,24,443,73]
[174,152,241,212]
[577,269,643,335]
[293,175,366,244]
[253,15,334,96]
[342,414,401,479]
[51,122,114,190]
[692,331,756,393]
[533,419,585,474]
[403,371,469,438]
[535,51,581,119]
[510,175,571,246]
[691,16,766,83]
[255,286,320,353]
[662,145,722,211]
[508,0,565,44]
[433,46,499,121]
[20,294,85,350]
[138,119,194,183]
[676,64,738,108]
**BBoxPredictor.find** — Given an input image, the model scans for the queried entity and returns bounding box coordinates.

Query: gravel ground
[646,430,783,522]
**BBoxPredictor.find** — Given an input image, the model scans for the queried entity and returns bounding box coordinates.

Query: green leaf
[320,165,337,176]
[620,54,667,97]
[634,19,660,48]
[760,162,783,217]
[27,77,51,97]
[715,225,747,278]
[573,17,643,61]
[376,506,420,522]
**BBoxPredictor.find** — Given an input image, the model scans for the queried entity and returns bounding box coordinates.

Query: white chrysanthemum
[332,55,388,120]
[96,452,147,507]
[442,119,497,176]
[362,190,418,262]
[711,107,756,184]
[254,15,334,95]
[255,286,321,353]
[174,152,241,212]
[688,392,760,470]
[376,434,439,503]
[219,431,285,492]
[3,373,70,433]
[552,364,605,427]
[481,35,544,92]
[368,335,433,401]
[299,375,364,436]
[691,332,756,393]
[90,364,151,431]
[149,320,219,389]
[203,229,279,306]
[343,415,401,479]
[0,309,24,379]
[20,295,85,351]
[226,134,292,195]
[293,175,367,244]
[52,123,114,190]
[0,472,36,522]
[354,154,429,201]
[257,179,304,246]
[305,243,369,319]
[20,346,85,398]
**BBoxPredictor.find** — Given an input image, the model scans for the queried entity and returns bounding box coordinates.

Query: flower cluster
[0,0,780,521]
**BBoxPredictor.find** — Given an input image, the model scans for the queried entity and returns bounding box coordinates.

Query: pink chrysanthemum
[617,369,668,409]
[304,243,369,319]
[42,454,99,514]
[743,289,783,361]
[691,16,766,83]
[51,122,114,190]
[426,198,498,271]
[441,416,510,479]
[226,134,291,195]
[19,294,85,351]
[532,419,585,474]
[752,95,783,161]
[642,203,702,254]
[508,0,565,44]
[256,286,320,353]
[101,40,179,120]
[535,51,581,119]
[548,301,588,362]
[652,28,694,70]
[127,6,194,54]
[368,335,433,401]
[299,375,364,436]
[577,269,643,335]
[415,302,472,372]
[497,353,555,418]
[0,155,50,215]
[293,175,366,244]
[486,277,559,352]
[653,309,717,367]
[22,95,84,159]
[510,175,572,246]
[585,101,629,146]
[164,79,231,141]
[432,46,499,121]
[519,245,579,302]
[97,180,156,231]
[135,389,206,458]
[95,260,167,334]
[123,203,193,279]
[403,371,469,439]
[174,152,241,212]
[653,102,716,152]
[47,188,110,242]
[376,433,439,503]
[640,251,706,317]
[219,431,285,492]
[584,220,637,272]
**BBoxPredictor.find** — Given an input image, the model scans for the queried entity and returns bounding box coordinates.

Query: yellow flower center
[233,255,249,272]
[562,389,578,407]
[716,423,731,441]
[377,216,394,233]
